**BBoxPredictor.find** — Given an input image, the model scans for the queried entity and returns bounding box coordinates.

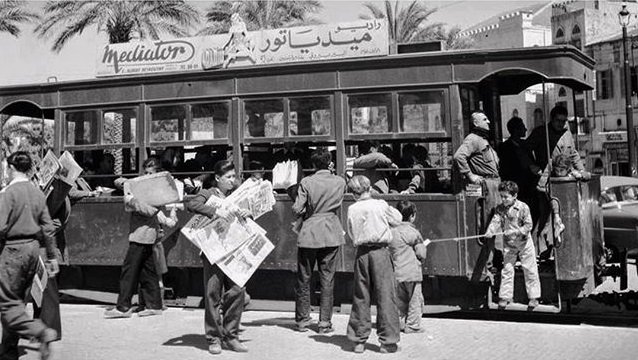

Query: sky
[0,0,546,86]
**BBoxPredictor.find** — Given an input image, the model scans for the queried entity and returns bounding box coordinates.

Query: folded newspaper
[181,179,276,286]
[30,257,49,307]
[36,150,60,190]
[123,171,181,209]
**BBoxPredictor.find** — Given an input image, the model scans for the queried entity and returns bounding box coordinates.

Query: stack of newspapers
[181,179,276,287]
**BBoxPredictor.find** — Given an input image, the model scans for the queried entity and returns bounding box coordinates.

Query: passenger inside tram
[352,140,398,194]
[346,140,451,194]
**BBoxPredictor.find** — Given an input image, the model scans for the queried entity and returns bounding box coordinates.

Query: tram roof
[0,45,594,112]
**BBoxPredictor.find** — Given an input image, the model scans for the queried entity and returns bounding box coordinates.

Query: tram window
[71,148,138,193]
[2,116,54,157]
[150,105,187,142]
[289,96,331,136]
[103,109,136,144]
[348,93,392,134]
[345,141,452,194]
[65,110,98,145]
[399,91,446,134]
[192,102,229,140]
[244,99,284,138]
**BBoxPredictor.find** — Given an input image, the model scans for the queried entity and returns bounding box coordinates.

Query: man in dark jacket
[292,148,346,333]
[498,117,540,214]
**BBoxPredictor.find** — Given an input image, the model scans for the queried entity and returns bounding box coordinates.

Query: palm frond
[200,0,323,34]
[0,0,40,37]
[35,0,200,51]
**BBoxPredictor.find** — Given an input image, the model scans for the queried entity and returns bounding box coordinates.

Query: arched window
[572,24,581,36]
[558,87,567,97]
[556,27,564,38]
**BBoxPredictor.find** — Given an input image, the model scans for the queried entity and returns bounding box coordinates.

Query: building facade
[459,2,554,138]
[552,0,638,175]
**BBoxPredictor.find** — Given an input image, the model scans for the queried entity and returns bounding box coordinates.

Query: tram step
[487,301,560,313]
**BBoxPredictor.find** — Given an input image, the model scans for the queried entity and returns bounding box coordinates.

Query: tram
[0,43,614,312]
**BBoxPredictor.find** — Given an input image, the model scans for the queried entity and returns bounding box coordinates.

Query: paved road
[7,304,638,360]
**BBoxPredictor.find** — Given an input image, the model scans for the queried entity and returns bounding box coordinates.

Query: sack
[272,160,299,189]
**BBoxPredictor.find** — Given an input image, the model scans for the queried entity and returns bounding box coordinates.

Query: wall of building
[549,1,638,175]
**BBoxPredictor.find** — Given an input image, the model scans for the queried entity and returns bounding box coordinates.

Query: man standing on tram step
[498,117,542,219]
[0,151,58,360]
[526,105,589,195]
[291,148,346,333]
[104,157,178,319]
[525,105,590,257]
[454,111,501,215]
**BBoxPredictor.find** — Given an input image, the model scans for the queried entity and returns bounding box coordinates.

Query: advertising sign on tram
[96,18,389,77]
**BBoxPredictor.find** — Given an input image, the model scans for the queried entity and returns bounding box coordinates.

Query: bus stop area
[6,302,638,360]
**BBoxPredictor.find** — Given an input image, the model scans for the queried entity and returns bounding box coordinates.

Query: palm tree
[421,25,474,50]
[199,0,322,35]
[0,0,39,37]
[360,0,442,50]
[35,0,200,52]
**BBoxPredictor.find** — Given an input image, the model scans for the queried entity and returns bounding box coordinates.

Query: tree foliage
[0,0,39,37]
[359,0,442,44]
[199,0,322,35]
[35,0,200,52]
[420,25,474,50]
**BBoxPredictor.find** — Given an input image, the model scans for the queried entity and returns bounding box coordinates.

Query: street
[8,304,638,360]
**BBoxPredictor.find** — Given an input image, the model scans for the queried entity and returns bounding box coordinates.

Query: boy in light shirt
[485,181,540,309]
[346,175,401,354]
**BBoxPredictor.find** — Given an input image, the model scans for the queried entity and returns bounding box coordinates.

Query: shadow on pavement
[162,333,209,351]
[308,334,370,352]
[241,316,297,331]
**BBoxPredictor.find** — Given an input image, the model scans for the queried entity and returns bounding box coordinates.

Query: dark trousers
[203,256,245,343]
[295,246,339,328]
[33,277,61,339]
[347,245,400,346]
[116,242,161,312]
[33,248,61,340]
[0,241,48,360]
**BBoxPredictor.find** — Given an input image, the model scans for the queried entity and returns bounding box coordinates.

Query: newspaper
[226,179,276,220]
[272,160,298,189]
[58,151,83,185]
[37,150,60,190]
[181,193,224,248]
[195,218,266,265]
[30,257,49,307]
[217,230,275,287]
[180,181,276,286]
[123,171,181,210]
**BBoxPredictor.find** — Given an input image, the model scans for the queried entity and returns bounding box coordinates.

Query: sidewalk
[9,304,638,360]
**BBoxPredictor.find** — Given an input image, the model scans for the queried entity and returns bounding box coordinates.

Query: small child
[346,175,402,354]
[485,181,541,309]
[389,201,430,333]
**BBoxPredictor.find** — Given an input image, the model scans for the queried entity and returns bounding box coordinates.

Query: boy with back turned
[389,200,430,334]
[346,175,401,354]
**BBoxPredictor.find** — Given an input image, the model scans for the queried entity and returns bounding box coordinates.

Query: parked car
[600,176,638,261]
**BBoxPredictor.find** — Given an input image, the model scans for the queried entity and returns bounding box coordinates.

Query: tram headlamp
[619,4,631,28]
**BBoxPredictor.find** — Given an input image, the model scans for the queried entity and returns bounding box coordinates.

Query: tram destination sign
[96,19,388,77]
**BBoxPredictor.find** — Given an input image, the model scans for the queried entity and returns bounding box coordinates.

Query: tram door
[0,101,55,186]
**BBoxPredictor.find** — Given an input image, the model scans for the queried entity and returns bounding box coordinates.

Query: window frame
[597,69,613,100]
[147,100,233,148]
[345,88,450,141]
[63,106,139,151]
[240,94,335,144]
